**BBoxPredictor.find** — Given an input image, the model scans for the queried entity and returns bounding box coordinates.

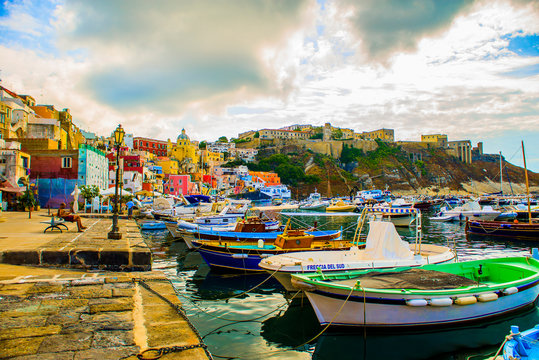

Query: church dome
[177,129,190,142]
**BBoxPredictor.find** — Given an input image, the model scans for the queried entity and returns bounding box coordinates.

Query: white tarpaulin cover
[363,221,414,260]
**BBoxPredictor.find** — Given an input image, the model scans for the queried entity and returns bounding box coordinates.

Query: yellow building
[0,101,11,140]
[155,158,180,175]
[421,134,448,147]
[259,129,310,140]
[356,129,395,142]
[168,129,200,173]
[201,150,224,171]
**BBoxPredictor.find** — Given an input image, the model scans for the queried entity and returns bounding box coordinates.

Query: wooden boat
[291,256,539,327]
[503,325,539,359]
[260,217,456,291]
[166,217,283,249]
[192,222,356,271]
[465,219,539,240]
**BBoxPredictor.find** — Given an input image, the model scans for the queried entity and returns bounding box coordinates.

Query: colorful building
[249,171,281,186]
[356,129,395,142]
[0,140,31,186]
[258,128,310,140]
[448,140,472,164]
[27,144,108,207]
[168,129,199,173]
[133,137,171,157]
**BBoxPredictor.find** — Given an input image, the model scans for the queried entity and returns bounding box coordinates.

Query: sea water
[142,212,537,360]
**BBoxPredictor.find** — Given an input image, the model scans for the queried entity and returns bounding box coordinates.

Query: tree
[254,131,260,138]
[332,128,343,139]
[218,136,228,143]
[199,141,207,149]
[80,185,100,202]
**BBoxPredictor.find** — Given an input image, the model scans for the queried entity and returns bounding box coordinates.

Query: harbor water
[142,211,538,360]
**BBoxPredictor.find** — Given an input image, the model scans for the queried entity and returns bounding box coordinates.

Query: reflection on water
[142,210,538,360]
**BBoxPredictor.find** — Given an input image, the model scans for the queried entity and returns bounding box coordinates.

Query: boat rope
[294,284,357,350]
[128,278,214,360]
[222,265,285,302]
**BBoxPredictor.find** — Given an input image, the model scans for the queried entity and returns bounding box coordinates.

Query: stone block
[146,322,200,348]
[8,352,75,360]
[1,251,39,265]
[131,250,152,266]
[104,276,132,284]
[89,297,133,314]
[40,250,70,265]
[142,304,182,324]
[112,287,135,297]
[69,285,112,299]
[100,250,129,266]
[73,345,140,360]
[46,311,84,326]
[70,250,99,267]
[0,316,47,330]
[38,332,92,353]
[0,283,34,296]
[26,284,64,294]
[40,298,89,309]
[0,337,45,358]
[92,330,135,348]
[0,325,62,340]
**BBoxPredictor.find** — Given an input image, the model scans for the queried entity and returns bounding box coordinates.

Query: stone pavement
[0,271,210,359]
[0,210,151,271]
[0,210,211,360]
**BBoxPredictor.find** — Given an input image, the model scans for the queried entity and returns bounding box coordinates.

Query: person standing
[126,199,134,219]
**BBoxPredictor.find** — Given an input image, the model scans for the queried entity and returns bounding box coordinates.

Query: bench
[42,216,69,233]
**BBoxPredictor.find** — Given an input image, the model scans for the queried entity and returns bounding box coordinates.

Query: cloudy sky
[1,0,538,171]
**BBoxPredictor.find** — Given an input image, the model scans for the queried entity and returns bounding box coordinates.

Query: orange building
[249,171,281,186]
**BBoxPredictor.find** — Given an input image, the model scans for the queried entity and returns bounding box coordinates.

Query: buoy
[232,254,248,259]
[429,298,453,307]
[503,287,518,295]
[454,296,477,305]
[477,293,498,302]
[258,239,264,249]
[406,299,428,307]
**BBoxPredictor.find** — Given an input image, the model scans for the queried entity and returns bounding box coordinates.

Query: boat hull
[466,220,539,240]
[303,284,539,327]
[195,242,353,272]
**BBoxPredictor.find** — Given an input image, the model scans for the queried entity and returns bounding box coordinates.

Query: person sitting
[57,202,87,232]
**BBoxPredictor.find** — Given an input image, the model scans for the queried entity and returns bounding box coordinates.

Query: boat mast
[522,141,531,224]
[499,151,503,194]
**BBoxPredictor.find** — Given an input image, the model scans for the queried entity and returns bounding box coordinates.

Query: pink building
[164,174,192,196]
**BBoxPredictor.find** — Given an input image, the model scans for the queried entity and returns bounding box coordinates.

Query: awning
[0,180,24,193]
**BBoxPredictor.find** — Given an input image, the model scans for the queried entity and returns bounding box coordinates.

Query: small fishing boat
[299,190,329,211]
[503,325,539,360]
[429,213,458,222]
[138,220,171,230]
[166,217,283,248]
[260,213,456,291]
[368,206,417,227]
[291,256,539,327]
[465,219,539,240]
[193,221,356,271]
[442,201,501,222]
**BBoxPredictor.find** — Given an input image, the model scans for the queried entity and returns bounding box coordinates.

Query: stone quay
[0,210,211,360]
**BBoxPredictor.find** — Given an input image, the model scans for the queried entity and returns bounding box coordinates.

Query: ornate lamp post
[108,124,125,240]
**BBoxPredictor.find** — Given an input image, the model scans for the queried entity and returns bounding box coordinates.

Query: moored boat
[291,256,539,327]
[465,219,539,240]
[192,223,355,272]
[503,325,539,360]
[326,200,356,212]
[259,219,456,291]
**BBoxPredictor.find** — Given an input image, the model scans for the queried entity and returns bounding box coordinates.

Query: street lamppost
[108,124,125,240]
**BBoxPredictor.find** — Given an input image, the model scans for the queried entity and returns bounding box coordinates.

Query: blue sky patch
[501,63,539,78]
[507,34,539,57]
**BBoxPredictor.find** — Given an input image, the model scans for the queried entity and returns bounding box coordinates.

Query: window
[0,112,5,124]
[62,157,72,168]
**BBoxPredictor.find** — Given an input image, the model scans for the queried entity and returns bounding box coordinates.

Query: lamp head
[114,124,125,146]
